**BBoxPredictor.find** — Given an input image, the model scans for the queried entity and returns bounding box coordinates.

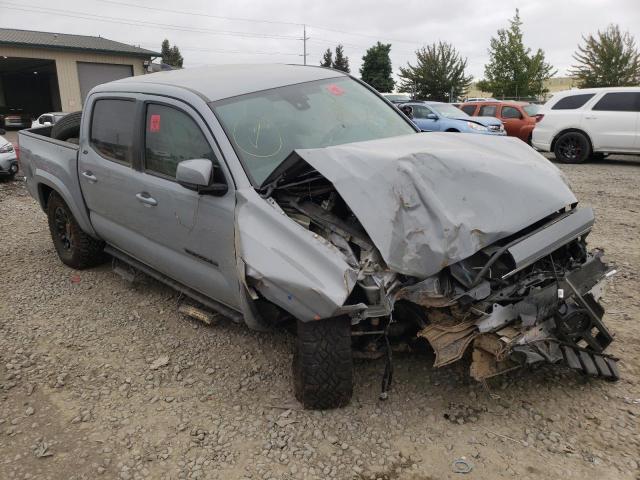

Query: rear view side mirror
[176,159,227,196]
[426,113,438,120]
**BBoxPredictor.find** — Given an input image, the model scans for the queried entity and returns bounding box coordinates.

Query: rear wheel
[46,192,105,269]
[51,112,82,142]
[554,131,591,164]
[293,317,353,409]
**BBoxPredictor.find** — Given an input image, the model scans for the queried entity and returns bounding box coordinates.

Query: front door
[412,104,440,131]
[499,105,523,137]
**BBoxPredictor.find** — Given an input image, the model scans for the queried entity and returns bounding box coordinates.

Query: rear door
[583,91,640,151]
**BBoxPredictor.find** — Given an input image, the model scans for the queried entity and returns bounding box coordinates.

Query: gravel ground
[1,155,639,480]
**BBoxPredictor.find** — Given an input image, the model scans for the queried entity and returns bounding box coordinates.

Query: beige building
[0,28,159,116]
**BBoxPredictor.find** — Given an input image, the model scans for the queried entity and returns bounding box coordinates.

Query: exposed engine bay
[253,147,618,384]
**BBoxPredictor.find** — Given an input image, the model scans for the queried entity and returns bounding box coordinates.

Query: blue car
[401,101,506,135]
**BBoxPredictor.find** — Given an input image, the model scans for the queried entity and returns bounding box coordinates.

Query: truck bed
[18,127,96,236]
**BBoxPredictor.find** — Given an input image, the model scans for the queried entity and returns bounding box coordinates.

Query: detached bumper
[468,253,618,381]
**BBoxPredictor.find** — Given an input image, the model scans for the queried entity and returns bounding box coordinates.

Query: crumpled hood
[293,132,577,279]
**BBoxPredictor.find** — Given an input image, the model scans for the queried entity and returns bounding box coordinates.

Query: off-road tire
[554,131,591,164]
[51,111,82,142]
[47,192,105,269]
[293,317,353,410]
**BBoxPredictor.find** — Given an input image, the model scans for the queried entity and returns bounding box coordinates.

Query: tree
[360,42,394,92]
[570,25,640,87]
[161,39,184,68]
[476,10,555,98]
[332,44,350,73]
[320,48,333,68]
[397,42,472,101]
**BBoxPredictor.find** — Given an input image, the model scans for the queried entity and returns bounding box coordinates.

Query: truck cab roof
[99,64,348,102]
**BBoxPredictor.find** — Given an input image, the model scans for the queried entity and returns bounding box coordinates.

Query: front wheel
[46,192,105,269]
[293,317,353,409]
[554,131,591,164]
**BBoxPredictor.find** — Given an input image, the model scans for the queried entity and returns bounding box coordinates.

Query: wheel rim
[558,135,582,160]
[54,207,73,250]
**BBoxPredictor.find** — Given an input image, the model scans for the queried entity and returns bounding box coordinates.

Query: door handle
[135,192,158,207]
[584,116,597,120]
[81,171,97,183]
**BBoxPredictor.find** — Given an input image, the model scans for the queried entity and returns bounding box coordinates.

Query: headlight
[466,122,488,132]
[0,144,14,153]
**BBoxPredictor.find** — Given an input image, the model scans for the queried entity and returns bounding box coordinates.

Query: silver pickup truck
[19,64,618,409]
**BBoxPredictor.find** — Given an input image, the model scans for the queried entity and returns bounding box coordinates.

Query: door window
[478,105,497,117]
[460,105,476,115]
[90,99,137,164]
[411,105,432,119]
[551,93,594,110]
[501,106,522,119]
[144,104,216,178]
[592,92,640,112]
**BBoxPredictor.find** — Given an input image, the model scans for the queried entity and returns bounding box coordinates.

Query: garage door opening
[0,57,61,125]
[77,62,133,104]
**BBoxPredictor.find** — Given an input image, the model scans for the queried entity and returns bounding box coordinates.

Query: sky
[1,0,639,84]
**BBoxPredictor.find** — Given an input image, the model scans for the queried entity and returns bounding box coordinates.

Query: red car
[459,101,542,143]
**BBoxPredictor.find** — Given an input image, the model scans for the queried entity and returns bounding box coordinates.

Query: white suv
[532,87,640,163]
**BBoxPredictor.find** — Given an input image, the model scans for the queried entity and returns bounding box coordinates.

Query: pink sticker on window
[326,84,345,96]
[149,114,161,132]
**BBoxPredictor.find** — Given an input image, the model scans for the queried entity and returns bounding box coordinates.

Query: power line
[0,2,300,41]
[94,0,424,47]
[97,0,303,27]
[141,44,299,57]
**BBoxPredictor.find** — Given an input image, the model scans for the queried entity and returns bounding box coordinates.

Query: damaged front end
[405,207,619,381]
[237,133,618,384]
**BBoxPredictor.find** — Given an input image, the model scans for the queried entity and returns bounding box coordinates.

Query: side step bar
[105,246,244,324]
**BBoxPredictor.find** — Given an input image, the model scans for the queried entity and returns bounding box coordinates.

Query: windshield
[383,94,411,102]
[211,77,416,185]
[429,103,469,118]
[523,104,541,116]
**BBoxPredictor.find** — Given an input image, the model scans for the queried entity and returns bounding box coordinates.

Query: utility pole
[300,24,309,65]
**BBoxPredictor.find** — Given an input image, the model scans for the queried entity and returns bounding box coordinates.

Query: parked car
[31,112,67,129]
[465,97,498,102]
[1,112,31,129]
[19,65,618,409]
[532,87,640,163]
[401,101,506,135]
[381,93,413,104]
[0,129,18,180]
[460,101,542,143]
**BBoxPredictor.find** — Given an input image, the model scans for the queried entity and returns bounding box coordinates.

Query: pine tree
[476,10,555,98]
[398,42,472,101]
[320,48,333,68]
[570,25,640,87]
[360,42,394,92]
[332,45,350,73]
[161,39,184,68]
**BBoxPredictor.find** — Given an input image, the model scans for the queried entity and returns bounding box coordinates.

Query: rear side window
[411,105,432,119]
[90,99,136,164]
[479,105,497,117]
[501,106,522,119]
[145,104,215,178]
[551,93,594,110]
[592,92,640,112]
[460,105,476,115]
